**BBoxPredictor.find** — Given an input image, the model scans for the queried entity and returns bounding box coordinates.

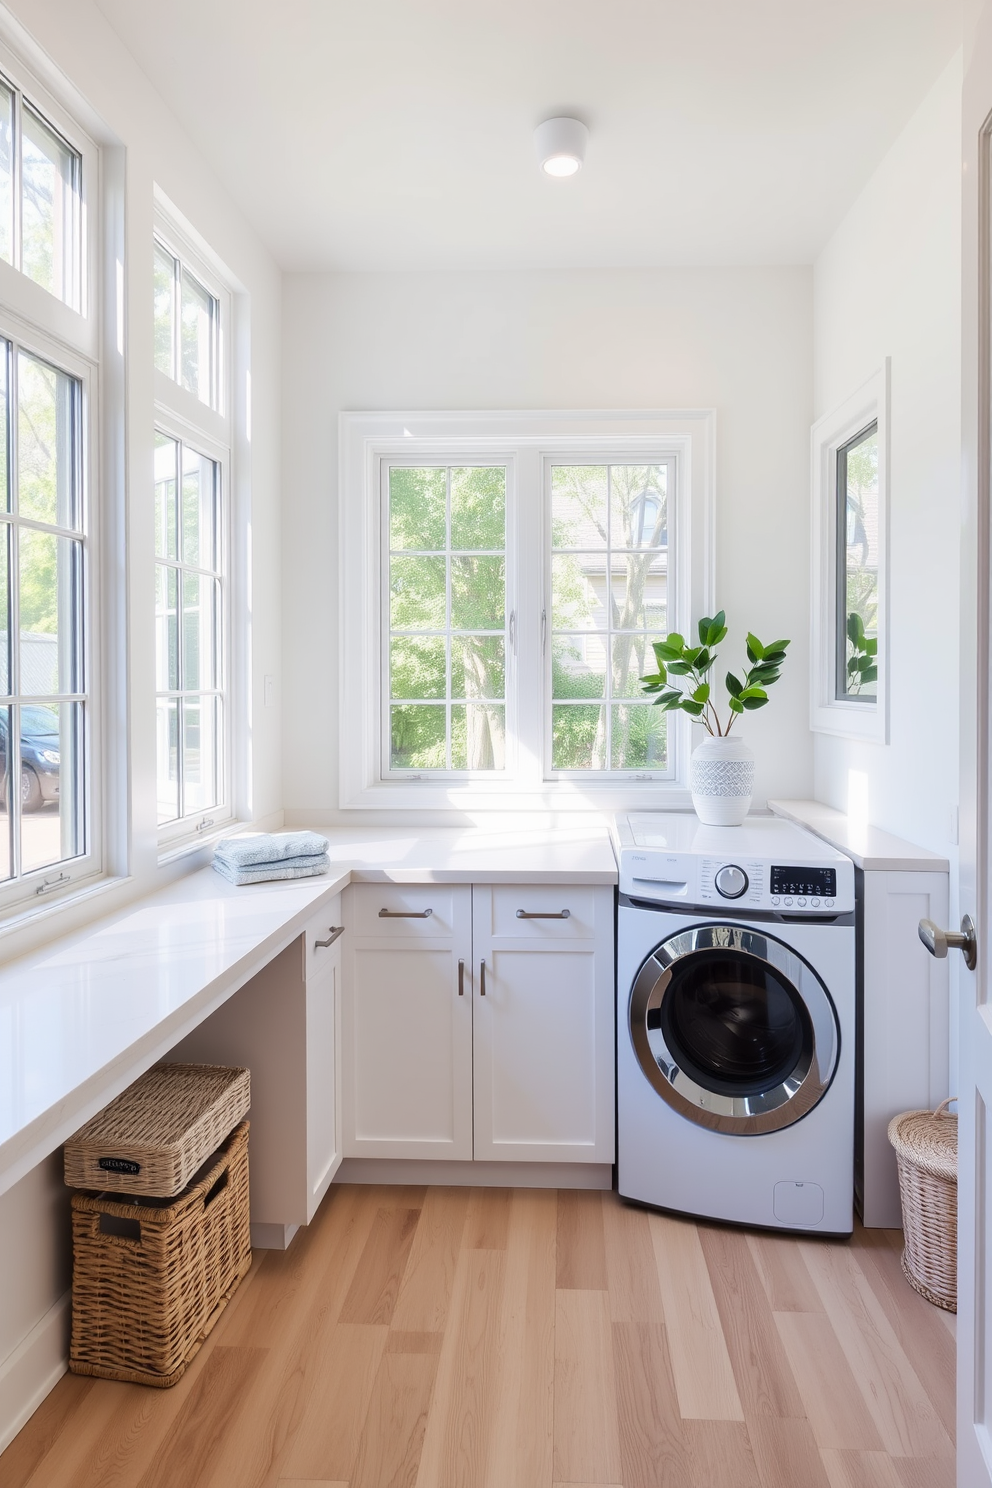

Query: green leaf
[692,683,710,704]
[761,649,788,666]
[745,632,765,662]
[728,696,744,713]
[681,700,705,716]
[742,695,769,710]
[697,615,713,645]
[701,610,726,647]
[865,637,877,656]
[725,672,744,698]
[863,665,878,683]
[847,612,865,644]
[667,632,685,651]
[740,686,767,701]
[747,665,781,685]
[694,647,711,670]
[683,646,702,666]
[653,641,683,663]
[848,656,861,674]
[653,689,686,710]
[667,661,692,676]
[765,638,791,654]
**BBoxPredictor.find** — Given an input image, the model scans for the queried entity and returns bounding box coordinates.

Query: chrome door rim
[629,923,839,1136]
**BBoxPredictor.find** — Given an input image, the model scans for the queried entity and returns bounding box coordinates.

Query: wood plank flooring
[1,1184,956,1488]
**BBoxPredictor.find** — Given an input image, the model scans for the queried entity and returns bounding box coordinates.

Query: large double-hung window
[342,411,714,808]
[0,54,99,909]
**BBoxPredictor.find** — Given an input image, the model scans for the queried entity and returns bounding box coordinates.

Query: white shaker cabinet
[342,885,474,1160]
[303,902,346,1218]
[342,882,615,1166]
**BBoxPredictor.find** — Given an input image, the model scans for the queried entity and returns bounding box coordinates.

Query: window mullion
[11,88,19,276]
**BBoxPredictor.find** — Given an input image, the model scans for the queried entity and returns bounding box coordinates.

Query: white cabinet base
[337,1158,613,1189]
[250,1222,300,1251]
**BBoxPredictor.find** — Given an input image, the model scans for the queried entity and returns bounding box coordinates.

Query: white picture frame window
[810,363,889,743]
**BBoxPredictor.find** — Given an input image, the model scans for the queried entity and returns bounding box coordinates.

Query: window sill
[340,782,694,812]
[157,818,248,866]
[0,870,133,945]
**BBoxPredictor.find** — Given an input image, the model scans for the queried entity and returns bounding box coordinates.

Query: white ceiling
[95,0,962,272]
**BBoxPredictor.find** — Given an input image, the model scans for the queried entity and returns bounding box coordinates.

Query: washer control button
[771,896,780,907]
[714,864,748,899]
[825,898,835,908]
[784,897,794,906]
[797,897,807,907]
[811,898,820,907]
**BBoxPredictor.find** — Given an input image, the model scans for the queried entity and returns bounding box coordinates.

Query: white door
[954,20,992,1484]
[471,885,615,1162]
[342,884,474,1160]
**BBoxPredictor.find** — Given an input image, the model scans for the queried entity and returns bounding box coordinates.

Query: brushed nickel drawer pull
[378,907,433,919]
[315,925,344,949]
[458,958,465,996]
[480,958,486,996]
[516,909,570,919]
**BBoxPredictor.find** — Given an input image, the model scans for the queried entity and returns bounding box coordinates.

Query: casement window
[810,365,888,742]
[0,47,104,913]
[153,217,233,847]
[342,411,714,810]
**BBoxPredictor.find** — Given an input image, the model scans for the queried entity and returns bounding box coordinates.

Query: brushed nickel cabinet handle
[516,908,570,919]
[315,925,344,949]
[378,907,433,919]
[458,958,465,996]
[480,958,486,996]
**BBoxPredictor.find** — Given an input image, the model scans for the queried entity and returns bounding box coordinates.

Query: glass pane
[156,697,179,823]
[155,564,178,692]
[153,243,176,379]
[19,530,81,695]
[390,554,446,629]
[0,339,9,513]
[551,466,607,548]
[181,696,220,814]
[610,464,668,549]
[839,426,879,700]
[181,572,218,691]
[390,703,446,769]
[551,704,606,770]
[180,267,217,407]
[390,635,445,700]
[552,634,607,700]
[182,446,217,570]
[610,553,668,631]
[0,523,9,695]
[0,705,10,881]
[21,105,79,306]
[610,703,667,770]
[450,467,505,550]
[613,634,665,698]
[451,704,505,770]
[18,352,79,528]
[154,433,178,559]
[450,556,504,630]
[389,467,446,551]
[552,553,609,631]
[21,701,83,873]
[0,83,12,265]
[451,636,504,699]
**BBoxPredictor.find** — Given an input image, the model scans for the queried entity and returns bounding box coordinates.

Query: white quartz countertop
[768,799,950,872]
[0,824,616,1197]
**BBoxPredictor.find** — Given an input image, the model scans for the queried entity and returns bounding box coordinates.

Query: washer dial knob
[715,864,748,899]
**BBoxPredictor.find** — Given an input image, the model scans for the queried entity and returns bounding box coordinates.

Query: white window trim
[153,197,243,852]
[340,409,715,812]
[810,362,889,743]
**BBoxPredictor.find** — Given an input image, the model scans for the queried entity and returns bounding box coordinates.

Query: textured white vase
[689,734,756,826]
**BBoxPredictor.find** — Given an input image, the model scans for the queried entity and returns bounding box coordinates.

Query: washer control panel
[714,864,748,899]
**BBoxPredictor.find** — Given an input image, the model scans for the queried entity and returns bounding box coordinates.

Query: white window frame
[340,409,715,812]
[810,362,889,743]
[153,205,236,852]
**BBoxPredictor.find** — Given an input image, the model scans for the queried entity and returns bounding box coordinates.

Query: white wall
[813,55,963,857]
[281,266,814,823]
[0,0,283,1450]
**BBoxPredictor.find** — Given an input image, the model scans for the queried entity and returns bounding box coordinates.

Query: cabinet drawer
[485,885,600,941]
[348,884,462,940]
[304,894,344,978]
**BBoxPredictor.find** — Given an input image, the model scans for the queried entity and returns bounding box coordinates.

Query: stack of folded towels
[213,831,331,885]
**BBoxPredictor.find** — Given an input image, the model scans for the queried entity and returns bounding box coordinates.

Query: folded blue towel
[213,831,329,869]
[212,852,331,886]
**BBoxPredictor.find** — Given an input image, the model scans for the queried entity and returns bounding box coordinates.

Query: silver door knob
[919,914,977,971]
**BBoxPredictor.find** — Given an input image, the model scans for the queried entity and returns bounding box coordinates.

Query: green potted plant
[640,611,790,824]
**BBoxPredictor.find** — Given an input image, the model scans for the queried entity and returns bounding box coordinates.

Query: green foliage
[846,610,878,693]
[640,610,790,736]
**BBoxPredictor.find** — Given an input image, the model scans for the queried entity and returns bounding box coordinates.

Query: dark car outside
[0,706,60,812]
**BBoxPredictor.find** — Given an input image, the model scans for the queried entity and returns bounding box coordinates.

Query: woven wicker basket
[888,1099,958,1312]
[69,1120,252,1387]
[64,1062,250,1198]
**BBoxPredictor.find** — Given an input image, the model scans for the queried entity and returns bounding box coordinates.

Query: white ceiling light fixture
[535,116,588,178]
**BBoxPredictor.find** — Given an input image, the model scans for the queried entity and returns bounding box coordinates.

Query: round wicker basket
[887,1099,958,1312]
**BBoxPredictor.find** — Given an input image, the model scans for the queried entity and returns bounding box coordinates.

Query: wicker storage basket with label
[69,1120,252,1386]
[64,1063,250,1198]
[887,1099,958,1312]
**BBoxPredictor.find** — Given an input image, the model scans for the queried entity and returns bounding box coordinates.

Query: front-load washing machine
[613,812,856,1234]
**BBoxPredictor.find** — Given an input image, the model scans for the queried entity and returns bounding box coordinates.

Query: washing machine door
[629,922,840,1135]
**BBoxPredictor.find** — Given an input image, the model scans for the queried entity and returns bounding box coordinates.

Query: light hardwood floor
[1,1183,956,1488]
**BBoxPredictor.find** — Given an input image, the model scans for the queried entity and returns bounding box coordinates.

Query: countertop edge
[768,799,950,873]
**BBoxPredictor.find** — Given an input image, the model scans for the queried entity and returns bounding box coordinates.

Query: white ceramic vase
[689,734,756,826]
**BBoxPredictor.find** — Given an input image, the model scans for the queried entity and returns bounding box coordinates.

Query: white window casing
[810,362,889,743]
[340,409,715,811]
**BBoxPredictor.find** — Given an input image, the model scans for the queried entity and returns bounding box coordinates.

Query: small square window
[153,238,220,409]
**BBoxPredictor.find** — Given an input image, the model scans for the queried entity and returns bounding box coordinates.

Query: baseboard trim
[0,1289,71,1455]
[337,1159,614,1190]
[250,1221,300,1250]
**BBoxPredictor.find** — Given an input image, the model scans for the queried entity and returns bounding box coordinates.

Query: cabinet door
[471,885,615,1162]
[343,884,473,1159]
[304,896,344,1219]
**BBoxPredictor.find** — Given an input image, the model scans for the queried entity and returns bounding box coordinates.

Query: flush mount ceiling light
[535,116,588,178]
